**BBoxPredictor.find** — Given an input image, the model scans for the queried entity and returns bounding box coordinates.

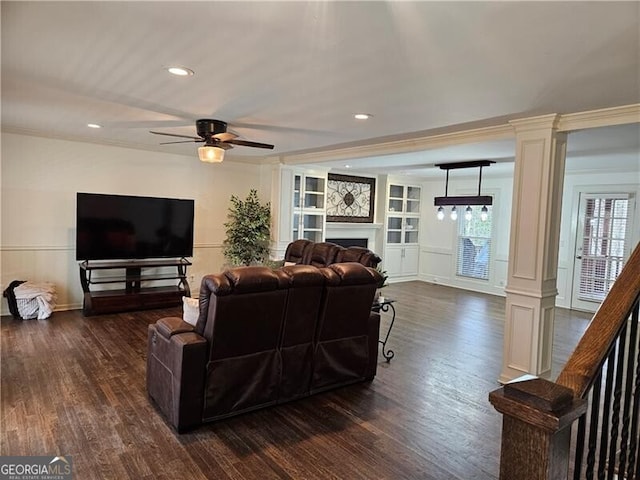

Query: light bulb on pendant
[465,206,473,221]
[436,206,445,220]
[450,206,458,221]
[480,205,489,222]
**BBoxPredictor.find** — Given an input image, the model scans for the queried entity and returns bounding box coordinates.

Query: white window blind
[578,196,629,302]
[456,206,492,280]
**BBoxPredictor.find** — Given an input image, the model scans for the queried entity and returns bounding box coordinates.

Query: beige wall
[1,133,263,313]
[2,131,638,316]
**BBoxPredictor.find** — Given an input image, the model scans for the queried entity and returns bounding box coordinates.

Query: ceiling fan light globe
[198,146,225,163]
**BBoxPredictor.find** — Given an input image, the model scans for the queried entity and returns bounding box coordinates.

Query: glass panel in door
[572,193,633,311]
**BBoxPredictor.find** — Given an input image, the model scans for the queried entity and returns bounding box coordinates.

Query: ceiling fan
[150,119,274,163]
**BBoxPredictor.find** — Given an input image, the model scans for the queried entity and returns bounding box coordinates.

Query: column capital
[509,114,561,133]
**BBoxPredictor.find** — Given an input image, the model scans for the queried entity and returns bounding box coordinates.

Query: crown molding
[557,104,640,132]
[283,104,639,165]
[4,104,636,166]
[282,124,515,165]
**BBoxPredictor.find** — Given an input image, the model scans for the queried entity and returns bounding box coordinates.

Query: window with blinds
[456,205,492,280]
[578,196,629,302]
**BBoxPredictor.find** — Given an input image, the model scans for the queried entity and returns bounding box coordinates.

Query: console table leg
[378,303,396,362]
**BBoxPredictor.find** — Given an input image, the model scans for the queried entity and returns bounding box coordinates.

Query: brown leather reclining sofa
[147,262,382,432]
[284,239,382,268]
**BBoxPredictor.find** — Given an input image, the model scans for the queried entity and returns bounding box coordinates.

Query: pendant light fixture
[434,160,495,220]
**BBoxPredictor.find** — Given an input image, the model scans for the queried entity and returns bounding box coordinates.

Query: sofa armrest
[155,317,195,339]
[147,324,207,432]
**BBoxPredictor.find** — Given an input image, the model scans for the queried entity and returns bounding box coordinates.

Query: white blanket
[13,282,57,320]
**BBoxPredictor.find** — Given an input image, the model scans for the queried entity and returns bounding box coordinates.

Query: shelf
[293,173,327,242]
[80,258,191,270]
[79,258,191,316]
[87,272,187,285]
[89,285,182,298]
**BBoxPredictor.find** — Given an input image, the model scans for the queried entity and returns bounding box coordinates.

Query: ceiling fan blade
[226,139,275,149]
[213,132,237,142]
[150,130,201,140]
[159,140,204,145]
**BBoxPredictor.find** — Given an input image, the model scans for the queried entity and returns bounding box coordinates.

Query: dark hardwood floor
[1,282,592,479]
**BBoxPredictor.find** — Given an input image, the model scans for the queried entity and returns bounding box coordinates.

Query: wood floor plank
[1,282,591,479]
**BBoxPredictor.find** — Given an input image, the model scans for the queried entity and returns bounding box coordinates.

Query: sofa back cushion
[277,265,326,347]
[306,242,341,267]
[284,239,313,265]
[277,265,326,401]
[199,266,288,358]
[284,240,382,270]
[197,266,289,419]
[335,246,382,268]
[312,263,381,391]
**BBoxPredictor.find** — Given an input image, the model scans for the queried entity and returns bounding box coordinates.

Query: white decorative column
[269,164,295,259]
[500,114,567,383]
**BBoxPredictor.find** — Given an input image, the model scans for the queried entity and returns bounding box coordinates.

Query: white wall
[1,133,263,314]
[557,166,640,309]
[417,164,640,310]
[419,174,513,297]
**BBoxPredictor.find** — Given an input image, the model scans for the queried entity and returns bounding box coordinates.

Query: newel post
[489,378,586,480]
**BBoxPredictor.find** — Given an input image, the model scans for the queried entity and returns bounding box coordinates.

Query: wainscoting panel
[0,244,225,316]
[1,246,80,313]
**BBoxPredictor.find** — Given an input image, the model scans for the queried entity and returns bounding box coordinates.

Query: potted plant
[223,189,271,266]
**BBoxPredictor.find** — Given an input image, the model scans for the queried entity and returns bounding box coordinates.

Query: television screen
[76,193,194,261]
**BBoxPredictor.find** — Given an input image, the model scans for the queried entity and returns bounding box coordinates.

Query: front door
[571,193,634,312]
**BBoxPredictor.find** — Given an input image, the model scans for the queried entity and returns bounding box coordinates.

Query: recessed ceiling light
[167,66,194,76]
[354,113,372,120]
[87,123,102,129]
[344,165,351,169]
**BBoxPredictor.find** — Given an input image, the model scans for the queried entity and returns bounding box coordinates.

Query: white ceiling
[2,1,639,174]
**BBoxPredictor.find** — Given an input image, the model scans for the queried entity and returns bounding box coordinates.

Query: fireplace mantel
[325,222,382,253]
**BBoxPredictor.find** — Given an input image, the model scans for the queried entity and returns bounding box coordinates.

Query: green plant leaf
[222,189,271,266]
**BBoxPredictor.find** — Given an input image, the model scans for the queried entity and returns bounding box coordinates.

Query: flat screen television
[76,193,194,261]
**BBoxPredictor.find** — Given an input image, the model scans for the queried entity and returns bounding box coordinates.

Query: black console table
[79,258,191,316]
[373,297,396,362]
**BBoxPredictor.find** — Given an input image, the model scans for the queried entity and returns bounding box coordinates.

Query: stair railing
[490,241,640,480]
